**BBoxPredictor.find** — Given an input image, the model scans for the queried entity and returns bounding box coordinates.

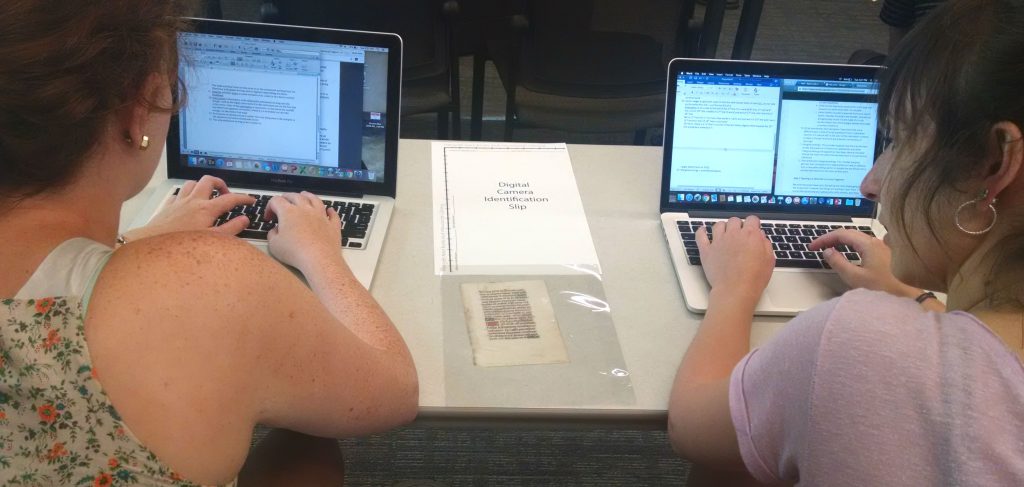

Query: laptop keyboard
[676,220,874,269]
[172,188,375,249]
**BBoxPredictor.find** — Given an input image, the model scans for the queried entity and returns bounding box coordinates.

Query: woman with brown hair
[0,1,418,485]
[668,0,1024,485]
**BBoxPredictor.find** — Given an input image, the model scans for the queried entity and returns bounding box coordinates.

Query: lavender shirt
[730,289,1024,486]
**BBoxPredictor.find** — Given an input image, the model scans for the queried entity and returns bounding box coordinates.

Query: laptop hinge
[686,210,856,222]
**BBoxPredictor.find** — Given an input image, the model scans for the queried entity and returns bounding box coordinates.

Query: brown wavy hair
[879,0,1024,303]
[0,0,192,200]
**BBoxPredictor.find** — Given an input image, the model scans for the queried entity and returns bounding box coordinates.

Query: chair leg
[503,97,515,141]
[634,128,648,146]
[451,103,462,141]
[470,53,486,141]
[438,111,450,140]
[450,65,462,141]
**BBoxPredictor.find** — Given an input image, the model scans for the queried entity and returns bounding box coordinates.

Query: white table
[122,139,790,428]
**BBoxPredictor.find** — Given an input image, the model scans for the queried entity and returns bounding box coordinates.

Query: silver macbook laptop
[659,58,885,316]
[129,18,402,289]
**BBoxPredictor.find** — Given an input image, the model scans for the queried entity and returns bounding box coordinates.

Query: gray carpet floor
[327,427,685,486]
[223,1,885,484]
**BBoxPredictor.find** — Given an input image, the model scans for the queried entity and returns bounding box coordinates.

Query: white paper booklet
[432,142,601,275]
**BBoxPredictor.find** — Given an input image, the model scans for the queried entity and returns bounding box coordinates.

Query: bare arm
[809,229,946,312]
[667,217,774,470]
[667,291,753,469]
[88,232,417,460]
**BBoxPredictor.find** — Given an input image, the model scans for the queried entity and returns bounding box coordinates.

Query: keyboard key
[802,251,818,260]
[837,244,851,253]
[857,226,871,231]
[683,240,698,249]
[813,229,828,237]
[792,243,807,251]
[777,243,792,251]
[348,242,363,248]
[761,223,775,228]
[681,233,696,241]
[238,229,268,240]
[801,229,816,236]
[816,225,830,229]
[771,235,785,243]
[775,250,788,258]
[686,248,700,257]
[844,252,861,261]
[687,256,701,265]
[776,259,823,269]
[788,251,803,259]
[799,236,812,244]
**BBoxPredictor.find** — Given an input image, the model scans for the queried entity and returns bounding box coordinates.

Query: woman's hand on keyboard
[809,230,917,296]
[264,191,344,272]
[130,175,255,240]
[696,216,775,306]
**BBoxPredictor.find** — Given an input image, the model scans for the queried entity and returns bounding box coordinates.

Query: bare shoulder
[105,230,271,280]
[84,231,415,482]
[84,231,307,483]
[86,230,308,401]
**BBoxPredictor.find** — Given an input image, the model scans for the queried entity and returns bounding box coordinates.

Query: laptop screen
[661,59,881,217]
[176,31,388,183]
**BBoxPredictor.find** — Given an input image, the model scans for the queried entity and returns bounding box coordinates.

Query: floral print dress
[2,239,234,486]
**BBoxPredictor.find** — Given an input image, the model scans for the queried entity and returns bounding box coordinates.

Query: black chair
[731,0,764,60]
[470,0,728,144]
[200,0,223,19]
[260,0,463,139]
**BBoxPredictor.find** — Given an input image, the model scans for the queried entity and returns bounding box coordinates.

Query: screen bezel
[659,58,882,217]
[167,18,402,198]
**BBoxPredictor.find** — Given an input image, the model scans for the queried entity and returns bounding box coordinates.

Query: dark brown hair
[879,0,1024,303]
[0,0,191,199]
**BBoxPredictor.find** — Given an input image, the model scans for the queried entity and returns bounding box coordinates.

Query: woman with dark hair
[668,0,1024,485]
[0,1,417,485]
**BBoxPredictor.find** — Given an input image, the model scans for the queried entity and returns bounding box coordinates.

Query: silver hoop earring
[954,190,997,235]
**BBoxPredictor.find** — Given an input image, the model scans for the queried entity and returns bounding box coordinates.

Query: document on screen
[432,142,601,276]
[669,82,781,193]
[181,67,320,162]
[774,100,877,198]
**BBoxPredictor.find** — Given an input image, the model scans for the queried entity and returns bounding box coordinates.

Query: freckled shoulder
[84,232,292,483]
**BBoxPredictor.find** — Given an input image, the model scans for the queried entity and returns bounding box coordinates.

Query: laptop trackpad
[763,271,847,312]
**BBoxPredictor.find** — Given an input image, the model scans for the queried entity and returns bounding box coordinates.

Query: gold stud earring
[139,135,150,151]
